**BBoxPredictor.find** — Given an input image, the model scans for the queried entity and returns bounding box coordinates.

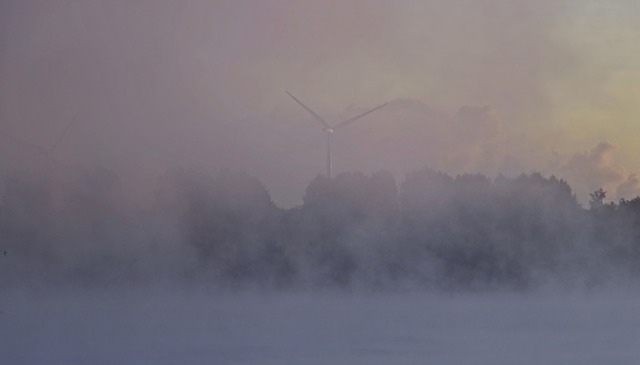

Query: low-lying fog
[2,289,639,365]
[2,167,640,363]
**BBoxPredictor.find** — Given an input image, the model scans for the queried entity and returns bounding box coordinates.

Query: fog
[2,290,640,364]
[2,165,640,362]
[3,1,640,363]
[3,167,640,291]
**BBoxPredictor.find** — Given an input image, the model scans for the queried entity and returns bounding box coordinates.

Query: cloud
[332,99,520,180]
[617,173,640,201]
[557,142,640,202]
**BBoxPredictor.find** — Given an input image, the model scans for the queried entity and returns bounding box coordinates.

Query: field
[2,289,639,365]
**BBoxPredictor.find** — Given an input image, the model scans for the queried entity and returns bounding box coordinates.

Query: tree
[589,188,606,210]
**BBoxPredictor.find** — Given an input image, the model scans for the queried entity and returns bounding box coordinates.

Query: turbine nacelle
[323,127,334,134]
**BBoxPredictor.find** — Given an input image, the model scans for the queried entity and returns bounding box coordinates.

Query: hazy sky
[2,0,640,206]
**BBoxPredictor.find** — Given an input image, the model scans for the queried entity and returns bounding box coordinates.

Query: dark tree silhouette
[589,188,607,210]
[2,164,640,291]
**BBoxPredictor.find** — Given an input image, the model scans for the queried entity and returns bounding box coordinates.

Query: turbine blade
[334,102,388,130]
[47,118,76,154]
[285,91,332,129]
[11,136,46,154]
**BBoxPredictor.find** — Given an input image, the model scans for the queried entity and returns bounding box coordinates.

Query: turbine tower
[286,91,387,179]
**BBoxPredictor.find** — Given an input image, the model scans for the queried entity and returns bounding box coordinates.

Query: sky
[1,0,640,206]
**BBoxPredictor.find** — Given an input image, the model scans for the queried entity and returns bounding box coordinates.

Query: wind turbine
[286,91,387,179]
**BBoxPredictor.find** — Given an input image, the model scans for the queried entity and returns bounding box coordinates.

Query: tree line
[1,166,639,291]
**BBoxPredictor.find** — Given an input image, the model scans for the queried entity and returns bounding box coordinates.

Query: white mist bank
[1,290,639,365]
